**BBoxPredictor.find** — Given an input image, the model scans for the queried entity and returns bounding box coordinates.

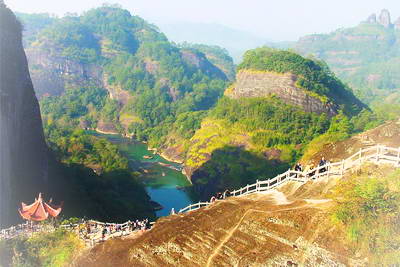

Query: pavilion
[19,193,63,221]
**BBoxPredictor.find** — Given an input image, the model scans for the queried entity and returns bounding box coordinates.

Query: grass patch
[328,166,400,265]
[0,228,84,267]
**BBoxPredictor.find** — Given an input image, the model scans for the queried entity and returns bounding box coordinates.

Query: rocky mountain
[0,3,51,227]
[17,7,229,149]
[227,70,337,116]
[171,48,366,200]
[16,7,368,205]
[0,4,156,227]
[179,43,236,80]
[295,9,400,104]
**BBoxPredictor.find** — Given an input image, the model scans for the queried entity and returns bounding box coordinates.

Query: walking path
[178,144,400,214]
[1,144,399,247]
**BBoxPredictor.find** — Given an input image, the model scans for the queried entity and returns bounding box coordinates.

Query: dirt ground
[70,121,400,267]
[72,178,365,267]
[303,120,400,166]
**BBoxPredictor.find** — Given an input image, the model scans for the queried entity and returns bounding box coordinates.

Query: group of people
[293,157,329,178]
[0,222,51,240]
[80,218,150,241]
[210,190,232,203]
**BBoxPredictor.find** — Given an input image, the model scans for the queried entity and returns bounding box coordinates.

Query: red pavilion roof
[19,193,62,221]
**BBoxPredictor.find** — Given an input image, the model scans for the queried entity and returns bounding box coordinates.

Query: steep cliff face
[0,4,50,227]
[26,46,103,98]
[226,70,338,116]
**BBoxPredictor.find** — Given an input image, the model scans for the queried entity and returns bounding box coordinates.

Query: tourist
[307,165,316,178]
[294,163,302,172]
[102,227,107,240]
[86,223,91,234]
[223,190,231,199]
[319,157,327,173]
[294,163,303,178]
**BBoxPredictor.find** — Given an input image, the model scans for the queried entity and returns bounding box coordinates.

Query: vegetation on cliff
[184,48,371,199]
[294,12,400,114]
[44,124,128,172]
[238,47,364,116]
[42,122,155,222]
[179,42,236,80]
[20,5,229,149]
[0,229,83,267]
[329,166,400,265]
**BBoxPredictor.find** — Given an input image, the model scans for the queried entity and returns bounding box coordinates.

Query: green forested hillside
[19,5,229,149]
[44,122,156,222]
[184,48,369,199]
[18,7,375,204]
[294,13,400,107]
[238,48,365,116]
[179,43,236,80]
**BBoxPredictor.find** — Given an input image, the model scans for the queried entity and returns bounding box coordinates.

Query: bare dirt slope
[303,119,400,166]
[72,177,366,267]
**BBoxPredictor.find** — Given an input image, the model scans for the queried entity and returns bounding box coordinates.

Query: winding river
[91,132,197,217]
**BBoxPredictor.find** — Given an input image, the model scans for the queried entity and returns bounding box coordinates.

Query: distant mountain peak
[366,13,377,24]
[379,9,392,27]
[365,9,394,28]
[395,17,400,30]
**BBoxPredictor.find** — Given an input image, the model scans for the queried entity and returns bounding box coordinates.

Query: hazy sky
[6,0,400,41]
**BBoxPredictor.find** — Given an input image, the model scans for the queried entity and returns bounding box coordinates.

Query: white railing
[178,144,400,214]
[3,145,400,243]
[0,218,154,247]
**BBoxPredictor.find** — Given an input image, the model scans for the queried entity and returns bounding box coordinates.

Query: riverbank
[88,131,197,217]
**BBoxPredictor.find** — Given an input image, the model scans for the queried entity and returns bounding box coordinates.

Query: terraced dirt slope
[302,119,400,166]
[73,177,365,266]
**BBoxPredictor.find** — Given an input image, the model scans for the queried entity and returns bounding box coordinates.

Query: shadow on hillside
[190,146,290,201]
[47,162,156,224]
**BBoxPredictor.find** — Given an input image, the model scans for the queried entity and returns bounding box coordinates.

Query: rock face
[379,9,392,28]
[180,49,227,80]
[366,13,377,23]
[395,17,400,30]
[0,5,50,227]
[226,70,337,116]
[26,47,103,98]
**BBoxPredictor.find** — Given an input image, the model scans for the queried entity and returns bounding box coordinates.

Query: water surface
[91,132,196,217]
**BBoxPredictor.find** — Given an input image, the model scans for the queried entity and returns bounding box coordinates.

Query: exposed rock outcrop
[366,13,377,24]
[26,47,103,98]
[395,17,400,30]
[0,4,50,227]
[379,9,392,28]
[180,49,227,80]
[226,70,338,116]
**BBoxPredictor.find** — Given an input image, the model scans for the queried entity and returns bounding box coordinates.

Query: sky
[6,0,400,41]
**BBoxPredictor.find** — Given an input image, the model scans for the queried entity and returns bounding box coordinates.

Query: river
[90,132,196,217]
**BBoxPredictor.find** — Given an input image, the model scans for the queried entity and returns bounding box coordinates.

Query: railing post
[256,180,259,192]
[376,145,380,163]
[398,147,400,167]
[327,163,330,179]
[341,160,345,176]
